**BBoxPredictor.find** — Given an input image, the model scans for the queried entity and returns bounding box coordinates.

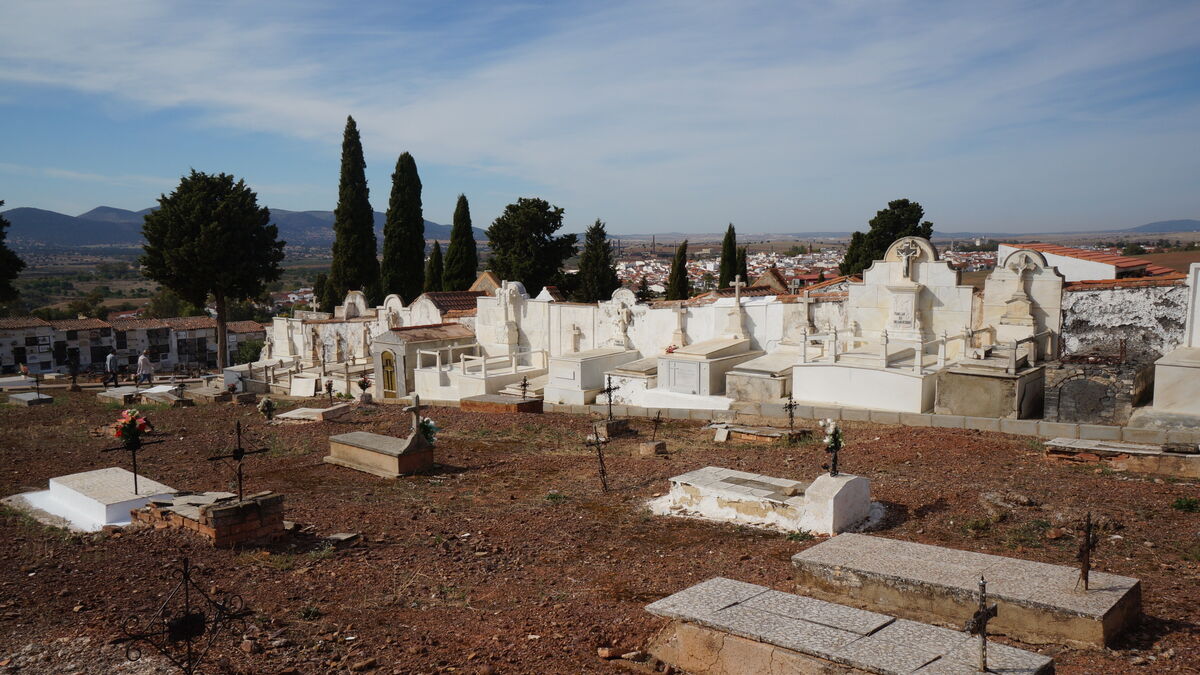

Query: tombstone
[1150,263,1200,420]
[791,533,1141,648]
[8,391,53,406]
[5,467,175,532]
[97,386,141,405]
[324,396,434,477]
[543,347,639,405]
[275,402,353,423]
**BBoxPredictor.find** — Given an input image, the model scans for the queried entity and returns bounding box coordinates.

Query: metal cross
[783,393,798,433]
[650,410,664,441]
[113,557,252,675]
[821,431,841,477]
[1076,511,1100,592]
[963,575,998,673]
[324,379,334,405]
[206,421,268,502]
[599,375,620,421]
[586,425,610,493]
[518,375,530,400]
[103,434,166,495]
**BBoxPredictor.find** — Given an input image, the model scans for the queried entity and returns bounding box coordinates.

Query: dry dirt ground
[0,392,1198,674]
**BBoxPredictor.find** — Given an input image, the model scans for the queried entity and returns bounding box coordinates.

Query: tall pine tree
[718,223,737,288]
[840,199,933,276]
[381,151,424,303]
[442,194,478,291]
[485,197,577,297]
[736,246,748,283]
[424,241,443,293]
[328,116,380,305]
[573,219,620,302]
[666,240,690,300]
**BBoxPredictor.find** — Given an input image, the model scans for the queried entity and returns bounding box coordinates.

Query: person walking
[136,350,153,386]
[104,348,119,388]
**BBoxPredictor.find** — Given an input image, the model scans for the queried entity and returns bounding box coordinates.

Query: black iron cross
[518,375,530,400]
[1076,511,1100,592]
[783,393,798,433]
[599,375,620,421]
[586,425,610,493]
[963,575,998,673]
[324,379,334,405]
[206,421,268,502]
[102,435,166,495]
[651,410,664,441]
[113,557,252,675]
[822,437,841,477]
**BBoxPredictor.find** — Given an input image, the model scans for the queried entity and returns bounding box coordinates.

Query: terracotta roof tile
[161,316,217,330]
[226,321,266,334]
[422,290,487,314]
[0,316,50,329]
[1016,243,1173,274]
[1064,274,1186,291]
[47,318,111,330]
[388,323,475,341]
[108,318,169,330]
[442,308,477,318]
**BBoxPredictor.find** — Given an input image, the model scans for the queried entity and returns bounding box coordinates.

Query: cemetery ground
[0,395,1197,674]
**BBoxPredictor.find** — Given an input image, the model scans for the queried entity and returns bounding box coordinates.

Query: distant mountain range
[2,205,1197,247]
[0,205,485,247]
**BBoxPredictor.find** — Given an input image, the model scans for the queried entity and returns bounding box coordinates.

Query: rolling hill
[1,205,484,247]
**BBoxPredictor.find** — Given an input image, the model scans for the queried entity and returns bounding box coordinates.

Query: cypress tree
[666,240,690,300]
[328,116,380,304]
[0,201,25,304]
[574,219,620,303]
[718,223,737,288]
[381,151,424,303]
[424,241,443,293]
[737,246,748,283]
[840,198,933,276]
[636,275,654,302]
[442,194,478,291]
[313,272,330,312]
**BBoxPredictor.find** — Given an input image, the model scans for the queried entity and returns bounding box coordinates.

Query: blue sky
[2,1,1199,234]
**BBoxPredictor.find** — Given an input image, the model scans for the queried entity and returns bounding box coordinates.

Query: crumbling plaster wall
[1061,284,1187,363]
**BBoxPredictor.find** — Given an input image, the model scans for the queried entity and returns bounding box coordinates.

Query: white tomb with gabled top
[14,467,176,532]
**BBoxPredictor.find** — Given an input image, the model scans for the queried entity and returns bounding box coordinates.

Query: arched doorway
[381,351,398,398]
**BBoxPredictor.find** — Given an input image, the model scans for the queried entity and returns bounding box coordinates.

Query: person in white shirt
[104,349,119,388]
[136,350,153,386]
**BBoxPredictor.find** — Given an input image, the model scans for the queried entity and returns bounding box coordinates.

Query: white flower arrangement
[419,416,440,444]
[818,418,842,451]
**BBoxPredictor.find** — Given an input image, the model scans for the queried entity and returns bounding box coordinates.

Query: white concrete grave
[1151,264,1200,419]
[543,346,640,405]
[650,466,871,535]
[11,467,175,532]
[8,392,53,406]
[289,374,321,397]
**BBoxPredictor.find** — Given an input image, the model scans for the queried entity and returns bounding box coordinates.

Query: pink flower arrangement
[112,408,152,444]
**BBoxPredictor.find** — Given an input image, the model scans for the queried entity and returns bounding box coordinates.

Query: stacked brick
[131,492,284,548]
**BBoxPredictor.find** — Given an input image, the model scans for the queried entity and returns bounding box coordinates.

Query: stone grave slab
[8,392,53,406]
[11,467,175,532]
[275,403,352,423]
[0,375,36,389]
[460,393,543,414]
[1045,437,1200,479]
[713,423,810,444]
[97,386,141,405]
[646,577,1053,675]
[650,466,871,535]
[289,375,320,397]
[189,386,232,403]
[325,430,433,478]
[139,386,193,408]
[792,533,1140,648]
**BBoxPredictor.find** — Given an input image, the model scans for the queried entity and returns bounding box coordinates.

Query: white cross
[896,241,920,279]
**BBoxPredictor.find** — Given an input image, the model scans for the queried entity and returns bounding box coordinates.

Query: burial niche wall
[1043,364,1146,425]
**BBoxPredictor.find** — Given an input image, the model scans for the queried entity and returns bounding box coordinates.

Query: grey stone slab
[871,410,901,424]
[831,635,942,674]
[940,638,1054,674]
[717,604,860,661]
[871,619,971,655]
[645,577,767,620]
[742,589,893,635]
[8,392,53,406]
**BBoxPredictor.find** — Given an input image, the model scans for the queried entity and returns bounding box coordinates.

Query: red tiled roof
[388,323,475,341]
[1016,243,1172,273]
[47,318,112,330]
[750,267,789,292]
[0,316,50,329]
[442,308,477,319]
[161,316,217,330]
[109,318,169,330]
[421,290,487,314]
[541,285,567,302]
[704,286,779,299]
[1064,274,1186,291]
[803,275,859,293]
[226,321,265,334]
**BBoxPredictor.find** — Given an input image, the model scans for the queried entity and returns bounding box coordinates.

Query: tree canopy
[736,246,748,284]
[574,219,620,303]
[328,116,380,305]
[424,241,444,293]
[141,170,284,369]
[840,198,933,277]
[485,197,577,297]
[666,240,690,300]
[718,224,737,288]
[381,151,424,303]
[0,201,25,304]
[442,194,478,291]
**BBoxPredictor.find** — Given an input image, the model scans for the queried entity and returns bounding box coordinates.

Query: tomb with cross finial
[325,394,436,478]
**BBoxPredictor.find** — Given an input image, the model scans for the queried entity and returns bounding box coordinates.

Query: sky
[1,1,1199,235]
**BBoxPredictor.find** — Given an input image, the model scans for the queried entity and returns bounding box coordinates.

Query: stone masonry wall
[132,492,284,548]
[1061,283,1187,363]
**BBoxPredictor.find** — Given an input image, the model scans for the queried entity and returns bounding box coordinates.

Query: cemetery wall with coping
[132,492,284,548]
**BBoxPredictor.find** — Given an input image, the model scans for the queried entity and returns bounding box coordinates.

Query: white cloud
[2,1,1199,230]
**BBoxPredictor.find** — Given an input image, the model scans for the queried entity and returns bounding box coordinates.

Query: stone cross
[403,391,427,432]
[599,375,620,421]
[206,420,268,502]
[1076,511,1100,592]
[897,240,920,279]
[732,275,746,304]
[963,575,998,672]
